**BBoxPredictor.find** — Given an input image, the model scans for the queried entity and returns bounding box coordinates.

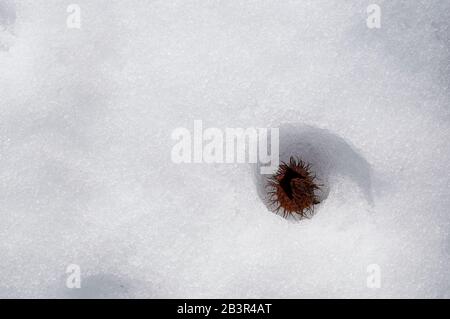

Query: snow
[0,0,449,298]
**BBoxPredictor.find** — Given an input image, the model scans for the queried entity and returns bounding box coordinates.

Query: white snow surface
[0,0,449,298]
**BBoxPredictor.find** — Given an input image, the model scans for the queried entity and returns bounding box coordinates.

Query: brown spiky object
[267,157,321,219]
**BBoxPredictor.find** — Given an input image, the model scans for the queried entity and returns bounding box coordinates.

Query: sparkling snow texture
[0,0,449,298]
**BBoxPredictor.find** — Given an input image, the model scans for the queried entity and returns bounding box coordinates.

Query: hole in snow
[254,123,373,220]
